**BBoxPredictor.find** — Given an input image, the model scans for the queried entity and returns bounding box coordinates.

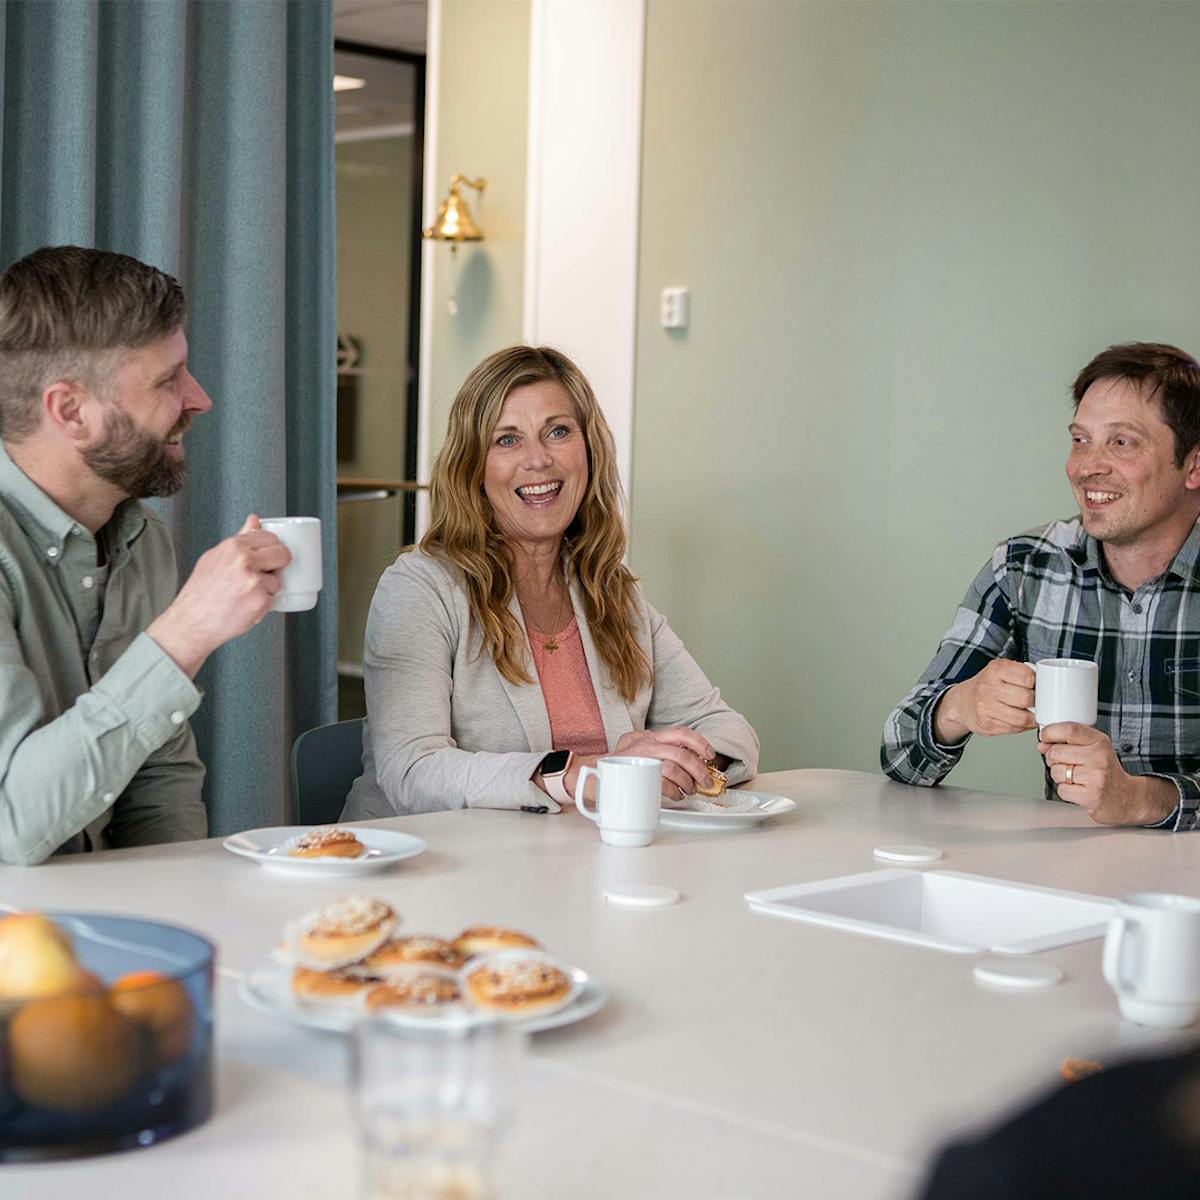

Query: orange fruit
[9,992,142,1111]
[109,970,196,1066]
[67,969,104,994]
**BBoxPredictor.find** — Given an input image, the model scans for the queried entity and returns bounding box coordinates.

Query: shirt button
[1132,603,1143,614]
[170,710,186,725]
[1121,743,1134,753]
[82,575,94,589]
[102,792,115,804]
[46,546,59,559]
[1126,670,1136,682]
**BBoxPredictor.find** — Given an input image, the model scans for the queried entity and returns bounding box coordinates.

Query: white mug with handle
[260,517,323,613]
[574,755,661,847]
[1028,657,1098,726]
[1102,892,1200,1028]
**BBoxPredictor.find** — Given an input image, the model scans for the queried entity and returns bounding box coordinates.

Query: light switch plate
[660,286,689,329]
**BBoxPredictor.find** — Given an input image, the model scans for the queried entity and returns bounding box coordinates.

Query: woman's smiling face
[482,379,589,550]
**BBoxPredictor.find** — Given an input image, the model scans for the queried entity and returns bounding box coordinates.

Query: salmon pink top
[527,617,609,757]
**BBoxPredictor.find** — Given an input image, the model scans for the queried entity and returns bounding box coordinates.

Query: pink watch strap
[541,754,574,805]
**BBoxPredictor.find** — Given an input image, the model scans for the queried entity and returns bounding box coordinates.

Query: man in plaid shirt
[882,343,1200,832]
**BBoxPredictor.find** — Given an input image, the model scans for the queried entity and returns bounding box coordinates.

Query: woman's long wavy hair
[421,345,650,704]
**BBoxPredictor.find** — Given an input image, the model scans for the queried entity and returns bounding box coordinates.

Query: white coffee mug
[260,517,323,612]
[1028,657,1098,726]
[574,756,661,848]
[1102,892,1200,1028]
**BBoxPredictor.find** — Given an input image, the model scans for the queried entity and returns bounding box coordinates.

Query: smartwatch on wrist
[538,750,573,805]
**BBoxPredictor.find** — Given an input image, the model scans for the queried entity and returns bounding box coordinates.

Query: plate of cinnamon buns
[238,895,607,1034]
[222,826,427,876]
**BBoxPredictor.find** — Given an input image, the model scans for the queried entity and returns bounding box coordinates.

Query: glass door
[334,42,426,718]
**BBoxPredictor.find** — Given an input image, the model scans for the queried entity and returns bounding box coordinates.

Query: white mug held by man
[259,516,323,612]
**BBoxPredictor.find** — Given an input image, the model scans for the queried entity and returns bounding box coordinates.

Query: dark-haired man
[0,246,290,864]
[883,342,1200,831]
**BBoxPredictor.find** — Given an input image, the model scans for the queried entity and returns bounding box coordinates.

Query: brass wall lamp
[423,174,486,252]
[424,174,486,315]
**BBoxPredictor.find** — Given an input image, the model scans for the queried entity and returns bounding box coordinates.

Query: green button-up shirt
[0,441,205,864]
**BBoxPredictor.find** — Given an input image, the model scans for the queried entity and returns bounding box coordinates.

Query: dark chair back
[290,718,365,825]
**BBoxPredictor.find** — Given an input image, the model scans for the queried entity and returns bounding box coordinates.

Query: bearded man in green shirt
[0,246,291,864]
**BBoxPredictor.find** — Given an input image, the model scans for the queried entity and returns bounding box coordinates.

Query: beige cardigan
[341,549,759,819]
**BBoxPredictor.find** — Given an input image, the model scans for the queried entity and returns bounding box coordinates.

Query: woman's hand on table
[611,727,715,803]
[559,728,716,806]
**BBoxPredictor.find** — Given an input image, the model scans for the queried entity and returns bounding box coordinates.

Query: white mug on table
[1102,892,1200,1029]
[260,517,322,612]
[1028,657,1098,726]
[574,755,661,847]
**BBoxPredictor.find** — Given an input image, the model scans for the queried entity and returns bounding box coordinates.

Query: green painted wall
[631,0,1200,798]
[427,0,530,457]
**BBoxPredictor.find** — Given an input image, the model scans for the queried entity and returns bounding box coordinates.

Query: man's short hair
[0,246,185,440]
[1073,342,1200,468]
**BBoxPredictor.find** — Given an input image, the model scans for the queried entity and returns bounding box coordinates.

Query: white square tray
[745,869,1115,955]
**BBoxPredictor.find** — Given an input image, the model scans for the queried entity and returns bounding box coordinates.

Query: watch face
[540,750,570,776]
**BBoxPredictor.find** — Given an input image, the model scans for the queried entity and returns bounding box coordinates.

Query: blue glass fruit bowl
[0,912,214,1160]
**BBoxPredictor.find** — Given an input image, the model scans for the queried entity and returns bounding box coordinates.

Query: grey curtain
[0,0,337,836]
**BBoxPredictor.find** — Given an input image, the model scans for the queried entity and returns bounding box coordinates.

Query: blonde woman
[341,345,758,818]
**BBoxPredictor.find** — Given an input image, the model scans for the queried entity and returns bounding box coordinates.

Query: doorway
[334,40,426,718]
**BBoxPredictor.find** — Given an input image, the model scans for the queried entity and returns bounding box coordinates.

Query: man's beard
[82,405,189,498]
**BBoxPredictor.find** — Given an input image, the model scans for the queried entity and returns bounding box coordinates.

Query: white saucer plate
[222,826,427,877]
[659,790,796,832]
[238,959,607,1035]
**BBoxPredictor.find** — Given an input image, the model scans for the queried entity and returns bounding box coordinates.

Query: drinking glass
[350,1017,525,1200]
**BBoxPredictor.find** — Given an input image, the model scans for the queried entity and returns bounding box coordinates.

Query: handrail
[336,477,429,492]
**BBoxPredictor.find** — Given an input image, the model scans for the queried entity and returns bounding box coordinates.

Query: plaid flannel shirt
[881,516,1200,831]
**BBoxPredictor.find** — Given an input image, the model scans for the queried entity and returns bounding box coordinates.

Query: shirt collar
[1069,514,1200,584]
[1167,516,1200,582]
[0,440,147,560]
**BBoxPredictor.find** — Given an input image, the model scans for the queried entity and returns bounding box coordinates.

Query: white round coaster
[973,958,1064,991]
[872,844,943,863]
[603,885,681,908]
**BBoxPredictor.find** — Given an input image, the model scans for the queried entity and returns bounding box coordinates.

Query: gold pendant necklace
[534,588,571,653]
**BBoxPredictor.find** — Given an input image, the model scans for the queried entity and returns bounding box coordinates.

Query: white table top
[5,768,1199,1198]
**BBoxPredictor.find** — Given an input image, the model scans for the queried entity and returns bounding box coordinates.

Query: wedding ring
[1065,764,1075,785]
